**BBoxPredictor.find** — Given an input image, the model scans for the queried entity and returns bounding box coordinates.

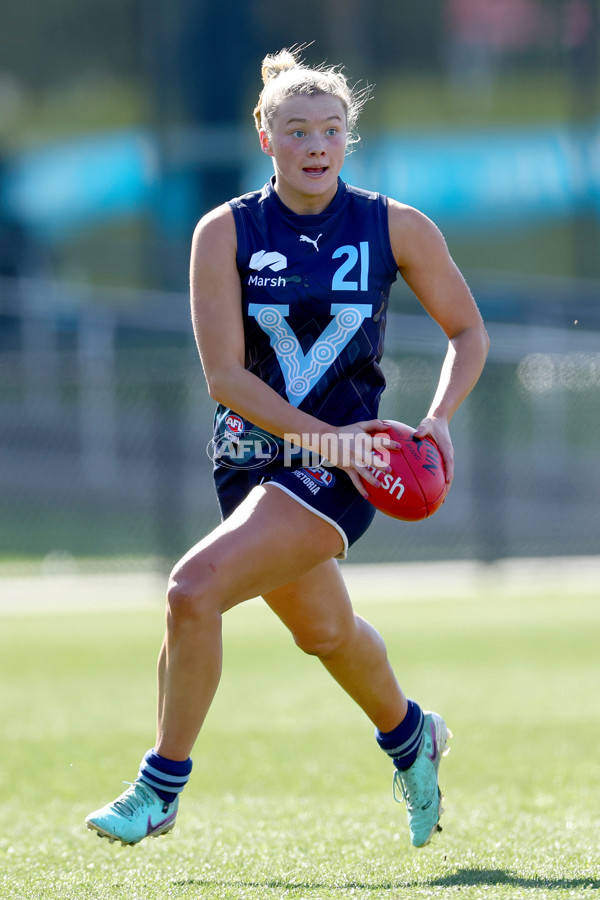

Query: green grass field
[1,565,599,899]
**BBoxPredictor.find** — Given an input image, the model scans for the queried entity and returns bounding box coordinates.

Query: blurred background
[0,0,599,570]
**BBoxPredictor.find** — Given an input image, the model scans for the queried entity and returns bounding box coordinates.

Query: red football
[361,420,449,521]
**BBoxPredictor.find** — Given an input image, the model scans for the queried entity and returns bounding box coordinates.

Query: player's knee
[293,619,351,658]
[166,568,218,625]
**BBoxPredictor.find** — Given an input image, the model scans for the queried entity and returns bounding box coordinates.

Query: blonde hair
[253,46,369,151]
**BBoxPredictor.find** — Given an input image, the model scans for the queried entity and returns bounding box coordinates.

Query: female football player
[86,46,489,849]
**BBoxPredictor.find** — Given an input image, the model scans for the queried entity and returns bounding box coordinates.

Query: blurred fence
[1,273,599,568]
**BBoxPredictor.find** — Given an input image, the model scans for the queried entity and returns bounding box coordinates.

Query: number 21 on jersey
[332,242,369,292]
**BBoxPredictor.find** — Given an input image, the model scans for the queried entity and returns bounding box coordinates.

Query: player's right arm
[190,204,330,443]
[189,206,394,494]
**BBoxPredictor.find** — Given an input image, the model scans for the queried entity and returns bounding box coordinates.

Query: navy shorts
[214,462,376,559]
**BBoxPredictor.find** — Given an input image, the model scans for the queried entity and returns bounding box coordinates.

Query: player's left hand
[413,415,454,485]
[328,419,401,497]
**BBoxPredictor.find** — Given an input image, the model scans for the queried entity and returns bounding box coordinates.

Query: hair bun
[253,43,367,147]
[261,48,301,85]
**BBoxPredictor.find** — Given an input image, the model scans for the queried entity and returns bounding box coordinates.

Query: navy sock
[375,700,424,771]
[138,749,193,804]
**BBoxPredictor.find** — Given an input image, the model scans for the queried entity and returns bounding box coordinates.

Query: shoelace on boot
[113,782,154,817]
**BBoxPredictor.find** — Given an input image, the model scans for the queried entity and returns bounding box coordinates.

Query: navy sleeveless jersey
[214,177,398,459]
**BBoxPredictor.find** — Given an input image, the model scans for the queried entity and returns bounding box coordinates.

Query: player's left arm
[388,199,490,483]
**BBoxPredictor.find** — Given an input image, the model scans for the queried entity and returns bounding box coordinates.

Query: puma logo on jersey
[299,234,322,251]
[249,250,287,272]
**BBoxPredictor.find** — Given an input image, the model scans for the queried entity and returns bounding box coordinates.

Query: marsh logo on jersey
[248,250,288,289]
[249,250,287,272]
[248,250,288,288]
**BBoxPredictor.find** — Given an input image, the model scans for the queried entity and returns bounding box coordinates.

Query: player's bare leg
[155,484,345,760]
[264,558,451,848]
[86,485,345,845]
[262,560,408,732]
[86,484,447,848]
